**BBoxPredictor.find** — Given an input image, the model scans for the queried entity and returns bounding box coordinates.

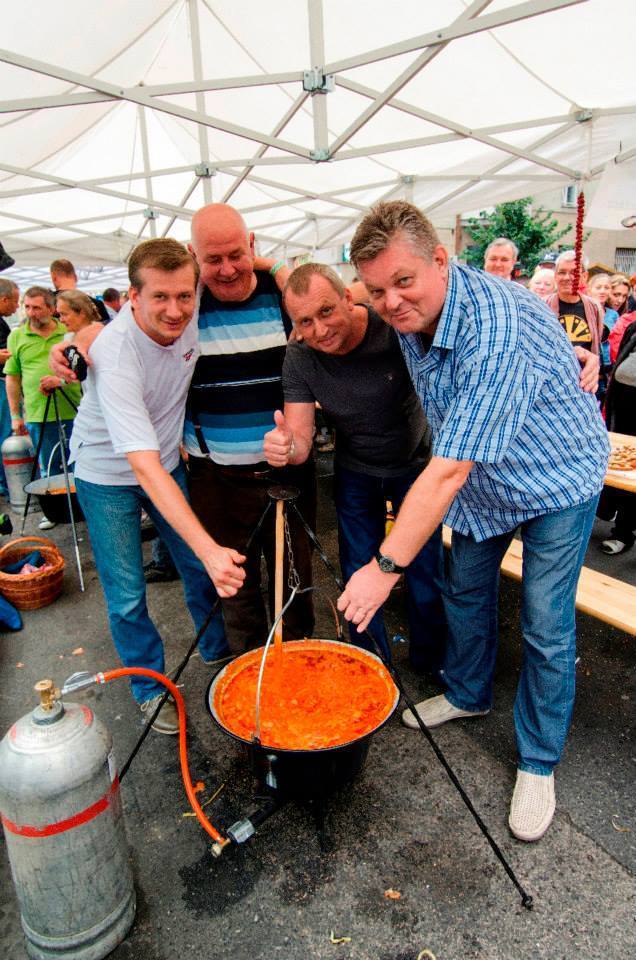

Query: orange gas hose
[100,667,228,850]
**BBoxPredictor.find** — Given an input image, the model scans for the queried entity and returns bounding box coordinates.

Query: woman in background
[608,274,630,316]
[528,267,556,298]
[588,273,619,402]
[607,275,635,363]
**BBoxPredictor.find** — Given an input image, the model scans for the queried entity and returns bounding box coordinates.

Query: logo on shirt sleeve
[183,348,195,362]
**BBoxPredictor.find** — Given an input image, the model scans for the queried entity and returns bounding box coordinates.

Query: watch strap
[375,551,406,574]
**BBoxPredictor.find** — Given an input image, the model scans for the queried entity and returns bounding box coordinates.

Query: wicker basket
[0,536,65,610]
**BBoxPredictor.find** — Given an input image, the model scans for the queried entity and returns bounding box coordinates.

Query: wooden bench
[441,526,636,636]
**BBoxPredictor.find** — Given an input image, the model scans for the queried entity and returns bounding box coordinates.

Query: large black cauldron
[206,639,399,802]
[24,474,84,523]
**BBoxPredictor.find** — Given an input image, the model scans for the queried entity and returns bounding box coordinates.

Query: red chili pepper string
[572,189,585,296]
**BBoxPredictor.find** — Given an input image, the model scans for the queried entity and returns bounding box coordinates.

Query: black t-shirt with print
[557,298,591,349]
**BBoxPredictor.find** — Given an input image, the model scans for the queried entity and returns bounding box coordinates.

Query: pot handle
[254,586,299,743]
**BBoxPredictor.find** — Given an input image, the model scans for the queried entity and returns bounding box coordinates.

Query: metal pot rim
[24,473,77,495]
[206,638,400,755]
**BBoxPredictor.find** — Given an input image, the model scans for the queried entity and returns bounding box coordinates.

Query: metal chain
[284,510,301,592]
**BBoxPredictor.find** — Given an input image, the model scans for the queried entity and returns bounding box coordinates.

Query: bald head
[189,203,256,302]
[191,204,248,248]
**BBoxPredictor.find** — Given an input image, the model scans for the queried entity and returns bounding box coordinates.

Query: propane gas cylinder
[0,681,135,960]
[1,433,36,512]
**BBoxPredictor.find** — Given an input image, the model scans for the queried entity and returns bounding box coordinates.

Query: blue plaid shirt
[398,263,610,541]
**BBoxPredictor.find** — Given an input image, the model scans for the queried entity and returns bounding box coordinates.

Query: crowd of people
[0,200,633,846]
[0,261,125,527]
[477,238,636,554]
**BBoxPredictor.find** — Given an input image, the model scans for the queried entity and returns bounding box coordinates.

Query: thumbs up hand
[263,409,295,467]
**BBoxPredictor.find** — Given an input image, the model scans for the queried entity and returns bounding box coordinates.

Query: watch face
[377,553,395,573]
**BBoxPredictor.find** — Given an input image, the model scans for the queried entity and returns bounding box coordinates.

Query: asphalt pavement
[1,461,634,960]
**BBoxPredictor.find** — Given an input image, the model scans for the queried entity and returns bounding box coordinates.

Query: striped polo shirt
[184,271,292,465]
[398,263,610,541]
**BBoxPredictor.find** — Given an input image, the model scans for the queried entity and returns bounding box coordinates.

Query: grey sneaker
[509,770,555,842]
[140,694,179,735]
[401,693,489,730]
[38,516,56,530]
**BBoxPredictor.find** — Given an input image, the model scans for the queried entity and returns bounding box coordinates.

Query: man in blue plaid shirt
[338,201,610,843]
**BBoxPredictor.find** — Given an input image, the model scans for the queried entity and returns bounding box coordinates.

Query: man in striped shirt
[185,204,315,653]
[338,201,609,843]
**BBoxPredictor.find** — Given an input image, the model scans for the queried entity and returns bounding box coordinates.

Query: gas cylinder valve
[34,679,60,711]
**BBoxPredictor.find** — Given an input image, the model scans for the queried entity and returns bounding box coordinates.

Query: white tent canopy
[1,0,634,274]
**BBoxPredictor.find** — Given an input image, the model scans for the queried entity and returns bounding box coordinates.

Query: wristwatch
[374,551,405,574]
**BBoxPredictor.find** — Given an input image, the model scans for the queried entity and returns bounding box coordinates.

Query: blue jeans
[27,419,74,477]
[443,495,599,774]
[76,463,228,703]
[151,535,177,572]
[334,464,447,667]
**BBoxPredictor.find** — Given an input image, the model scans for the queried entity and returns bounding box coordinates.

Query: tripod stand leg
[289,501,533,909]
[20,394,51,535]
[52,391,85,592]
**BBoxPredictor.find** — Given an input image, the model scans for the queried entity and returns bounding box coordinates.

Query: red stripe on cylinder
[2,456,34,465]
[1,777,119,838]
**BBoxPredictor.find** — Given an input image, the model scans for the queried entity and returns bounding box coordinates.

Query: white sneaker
[509,770,555,842]
[600,538,628,556]
[38,517,56,530]
[401,694,489,730]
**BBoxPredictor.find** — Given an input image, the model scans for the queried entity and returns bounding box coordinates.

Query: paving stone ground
[1,463,634,960]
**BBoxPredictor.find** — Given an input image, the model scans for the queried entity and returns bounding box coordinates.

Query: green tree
[462,197,571,274]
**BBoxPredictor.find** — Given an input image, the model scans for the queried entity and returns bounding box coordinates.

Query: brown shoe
[140,694,179,735]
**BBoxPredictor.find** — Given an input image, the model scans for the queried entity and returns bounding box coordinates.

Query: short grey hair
[556,249,589,271]
[350,201,440,266]
[484,237,518,261]
[0,278,18,298]
[24,285,55,308]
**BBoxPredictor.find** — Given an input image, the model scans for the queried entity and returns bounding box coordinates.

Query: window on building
[615,248,636,274]
[561,185,577,208]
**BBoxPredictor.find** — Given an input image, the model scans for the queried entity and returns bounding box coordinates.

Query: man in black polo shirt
[263,262,446,674]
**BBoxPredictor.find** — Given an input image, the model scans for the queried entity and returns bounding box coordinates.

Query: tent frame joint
[194,162,217,178]
[303,68,334,95]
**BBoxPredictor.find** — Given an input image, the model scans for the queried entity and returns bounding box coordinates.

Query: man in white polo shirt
[70,238,245,734]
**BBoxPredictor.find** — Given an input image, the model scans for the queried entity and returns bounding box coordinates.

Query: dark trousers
[188,456,316,652]
[597,486,636,548]
[334,463,447,669]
